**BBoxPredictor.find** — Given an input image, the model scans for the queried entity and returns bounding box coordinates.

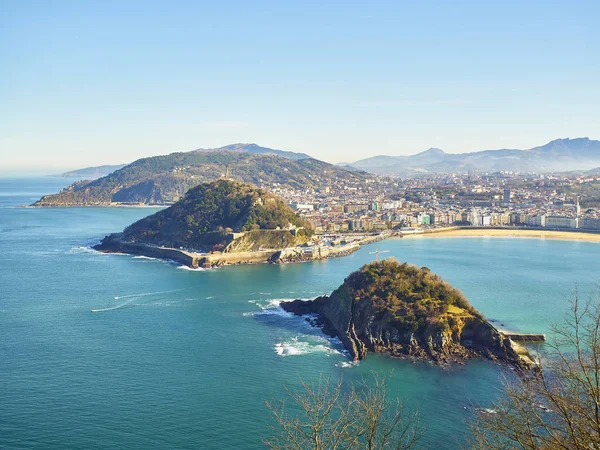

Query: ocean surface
[1,177,599,449]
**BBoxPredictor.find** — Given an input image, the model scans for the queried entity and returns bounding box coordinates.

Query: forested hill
[34,151,368,206]
[117,179,311,251]
[282,260,532,368]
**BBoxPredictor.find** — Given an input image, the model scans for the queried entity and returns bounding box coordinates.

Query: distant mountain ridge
[51,143,308,181]
[194,143,311,160]
[55,164,127,179]
[34,145,368,206]
[349,138,600,175]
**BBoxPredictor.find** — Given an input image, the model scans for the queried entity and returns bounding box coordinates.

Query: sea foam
[274,339,340,357]
[176,265,207,271]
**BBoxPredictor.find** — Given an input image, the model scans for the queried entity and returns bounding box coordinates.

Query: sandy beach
[401,227,600,243]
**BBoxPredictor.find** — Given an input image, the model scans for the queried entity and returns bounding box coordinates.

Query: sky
[1,0,599,172]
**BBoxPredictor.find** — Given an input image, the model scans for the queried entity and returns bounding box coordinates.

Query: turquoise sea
[1,177,599,449]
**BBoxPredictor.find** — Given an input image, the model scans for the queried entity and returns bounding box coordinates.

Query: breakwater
[93,234,200,266]
[499,332,546,342]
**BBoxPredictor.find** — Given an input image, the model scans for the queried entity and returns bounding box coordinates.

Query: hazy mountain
[349,138,600,175]
[54,164,127,179]
[34,148,368,206]
[194,143,311,160]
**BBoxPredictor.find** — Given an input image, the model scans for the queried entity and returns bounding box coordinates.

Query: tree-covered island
[282,259,536,369]
[93,179,362,267]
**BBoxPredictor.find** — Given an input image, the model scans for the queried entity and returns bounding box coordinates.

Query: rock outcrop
[282,260,534,369]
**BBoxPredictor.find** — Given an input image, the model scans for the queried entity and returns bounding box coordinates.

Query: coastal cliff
[282,260,534,369]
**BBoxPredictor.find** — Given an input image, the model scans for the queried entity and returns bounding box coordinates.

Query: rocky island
[94,179,360,267]
[282,259,536,369]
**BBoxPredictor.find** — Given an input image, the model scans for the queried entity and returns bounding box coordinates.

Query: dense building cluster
[263,170,600,234]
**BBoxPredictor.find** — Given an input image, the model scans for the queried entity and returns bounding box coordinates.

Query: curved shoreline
[400,227,600,243]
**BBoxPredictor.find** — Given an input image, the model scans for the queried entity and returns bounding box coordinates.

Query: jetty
[499,331,546,342]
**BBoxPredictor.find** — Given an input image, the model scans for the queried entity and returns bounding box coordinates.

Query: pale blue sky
[1,0,599,171]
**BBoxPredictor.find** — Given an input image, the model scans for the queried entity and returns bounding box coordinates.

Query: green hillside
[120,179,311,252]
[282,260,531,368]
[34,150,368,206]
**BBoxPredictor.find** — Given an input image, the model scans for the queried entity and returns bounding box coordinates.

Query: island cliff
[282,260,534,369]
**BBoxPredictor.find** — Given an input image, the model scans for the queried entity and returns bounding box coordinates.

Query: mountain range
[194,143,312,160]
[348,138,600,176]
[34,144,367,206]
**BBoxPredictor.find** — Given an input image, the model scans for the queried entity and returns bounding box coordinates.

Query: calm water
[1,177,599,449]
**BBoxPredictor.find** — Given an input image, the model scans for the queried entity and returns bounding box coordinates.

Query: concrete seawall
[94,235,201,266]
[499,332,546,342]
[94,234,363,268]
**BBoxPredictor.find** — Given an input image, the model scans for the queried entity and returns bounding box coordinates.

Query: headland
[92,178,393,268]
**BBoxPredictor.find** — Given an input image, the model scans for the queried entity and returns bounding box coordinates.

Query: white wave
[247,296,348,359]
[274,339,338,357]
[248,298,330,325]
[335,361,359,368]
[476,408,498,415]
[176,265,207,271]
[69,245,130,256]
[253,299,296,318]
[69,246,101,254]
[133,255,157,260]
[265,299,283,308]
[257,308,294,319]
[260,298,313,309]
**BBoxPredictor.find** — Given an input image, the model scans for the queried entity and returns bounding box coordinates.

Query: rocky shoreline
[282,297,535,370]
[280,260,538,371]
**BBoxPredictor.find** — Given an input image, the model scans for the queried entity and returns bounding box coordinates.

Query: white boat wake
[91,288,188,312]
